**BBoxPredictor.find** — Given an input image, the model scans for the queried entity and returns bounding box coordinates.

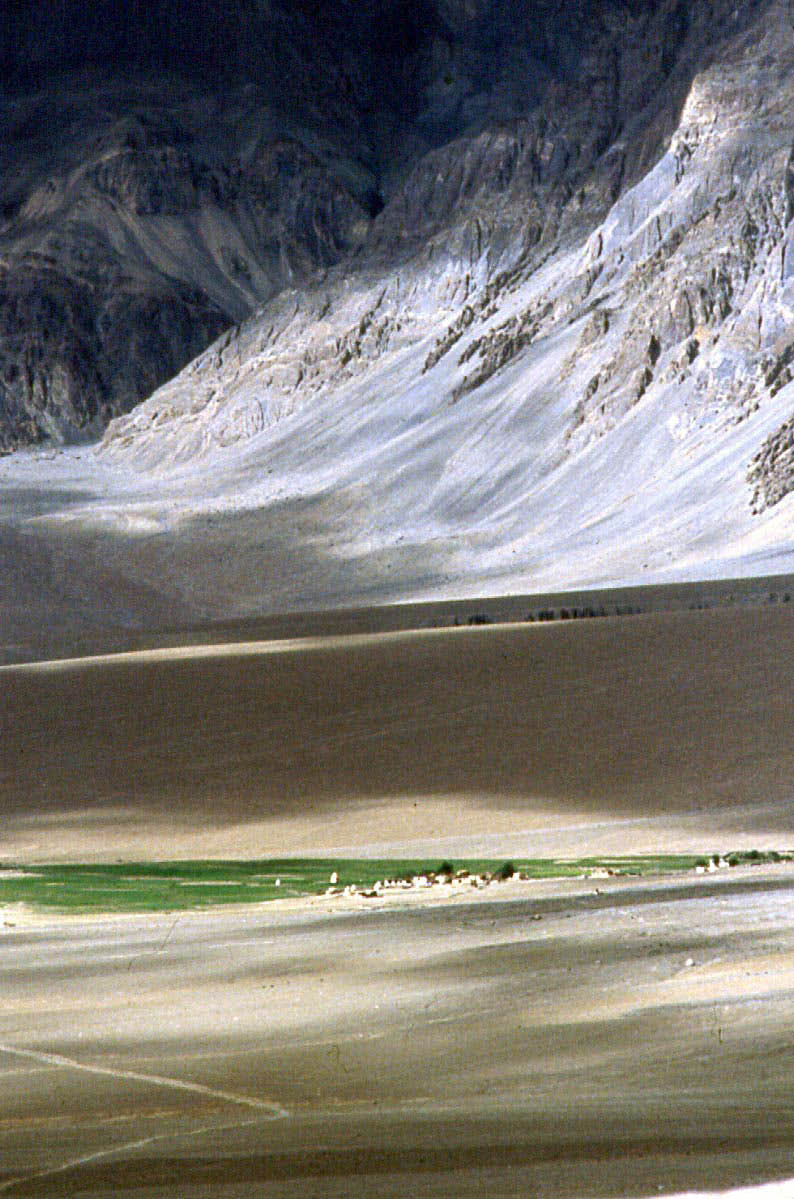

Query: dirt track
[2,868,794,1197]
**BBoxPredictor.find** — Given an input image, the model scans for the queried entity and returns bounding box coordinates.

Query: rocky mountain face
[0,0,417,449]
[1,0,751,451]
[3,0,794,654]
[102,0,794,509]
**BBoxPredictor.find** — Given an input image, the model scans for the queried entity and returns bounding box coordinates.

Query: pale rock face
[102,1,794,539]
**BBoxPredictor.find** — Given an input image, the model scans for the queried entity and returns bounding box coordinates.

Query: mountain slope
[0,0,448,450]
[97,2,794,579]
[3,0,794,659]
[0,75,376,450]
[0,0,752,450]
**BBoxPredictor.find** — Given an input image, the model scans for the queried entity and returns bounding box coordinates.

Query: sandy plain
[2,869,794,1197]
[2,606,794,861]
[2,605,794,1196]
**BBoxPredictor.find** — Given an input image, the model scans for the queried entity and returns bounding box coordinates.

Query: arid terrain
[2,867,794,1198]
[3,606,794,862]
[2,604,794,1196]
[4,2,794,1194]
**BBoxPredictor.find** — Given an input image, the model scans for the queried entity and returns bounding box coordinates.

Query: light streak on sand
[0,1042,289,1119]
[0,626,455,674]
[638,1184,794,1199]
[0,1043,289,1192]
[0,1115,263,1194]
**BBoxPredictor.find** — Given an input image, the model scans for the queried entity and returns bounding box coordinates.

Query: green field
[1,853,784,914]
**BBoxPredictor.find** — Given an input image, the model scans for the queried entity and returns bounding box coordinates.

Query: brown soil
[1,607,793,861]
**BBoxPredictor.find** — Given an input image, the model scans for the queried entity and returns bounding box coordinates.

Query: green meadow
[0,854,751,914]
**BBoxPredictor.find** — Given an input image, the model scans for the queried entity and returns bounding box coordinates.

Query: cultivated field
[0,857,717,913]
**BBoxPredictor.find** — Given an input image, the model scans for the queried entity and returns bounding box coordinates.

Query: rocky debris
[762,337,794,399]
[324,865,531,900]
[333,292,398,372]
[748,415,794,512]
[421,256,537,375]
[423,303,476,373]
[452,299,554,401]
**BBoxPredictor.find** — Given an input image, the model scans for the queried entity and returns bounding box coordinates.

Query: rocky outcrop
[0,73,379,451]
[747,410,794,512]
[0,266,233,448]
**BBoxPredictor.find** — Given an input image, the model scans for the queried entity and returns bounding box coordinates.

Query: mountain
[0,0,747,450]
[3,0,794,658]
[0,0,420,449]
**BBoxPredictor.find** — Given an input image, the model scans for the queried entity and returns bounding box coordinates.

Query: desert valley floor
[2,604,794,1197]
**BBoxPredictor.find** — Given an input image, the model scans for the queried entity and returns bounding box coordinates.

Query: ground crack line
[0,1042,289,1119]
[0,1114,264,1194]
